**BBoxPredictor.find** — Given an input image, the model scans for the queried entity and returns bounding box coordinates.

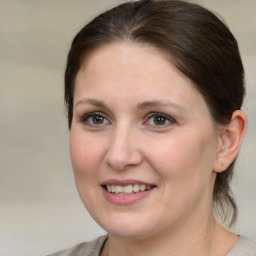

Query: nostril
[104,150,143,171]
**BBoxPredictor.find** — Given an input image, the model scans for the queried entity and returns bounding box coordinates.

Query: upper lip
[101,179,156,187]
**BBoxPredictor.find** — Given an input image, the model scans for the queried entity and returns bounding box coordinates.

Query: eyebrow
[137,100,186,111]
[75,99,107,108]
[74,98,186,112]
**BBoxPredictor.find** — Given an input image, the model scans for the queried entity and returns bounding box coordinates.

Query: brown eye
[92,115,105,124]
[82,112,110,126]
[145,112,175,128]
[153,116,167,125]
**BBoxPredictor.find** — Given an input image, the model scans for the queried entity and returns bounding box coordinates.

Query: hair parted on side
[64,0,245,226]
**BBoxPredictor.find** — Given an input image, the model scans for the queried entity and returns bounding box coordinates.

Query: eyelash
[145,112,176,128]
[81,112,110,126]
[80,112,175,128]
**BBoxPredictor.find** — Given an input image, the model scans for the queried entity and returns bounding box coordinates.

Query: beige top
[48,235,256,256]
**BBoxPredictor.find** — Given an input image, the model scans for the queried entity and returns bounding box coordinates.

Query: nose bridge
[105,122,142,170]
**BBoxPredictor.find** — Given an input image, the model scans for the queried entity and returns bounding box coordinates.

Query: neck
[104,213,216,256]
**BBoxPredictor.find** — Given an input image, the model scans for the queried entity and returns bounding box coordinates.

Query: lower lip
[102,187,155,205]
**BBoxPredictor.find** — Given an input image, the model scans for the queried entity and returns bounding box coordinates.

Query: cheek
[149,134,217,213]
[69,131,104,181]
[150,136,201,171]
[149,132,217,186]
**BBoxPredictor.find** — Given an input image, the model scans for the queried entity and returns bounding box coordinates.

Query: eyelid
[79,111,175,128]
[81,111,111,125]
[144,112,176,127]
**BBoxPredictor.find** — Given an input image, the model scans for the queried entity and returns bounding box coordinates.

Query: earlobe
[213,110,247,173]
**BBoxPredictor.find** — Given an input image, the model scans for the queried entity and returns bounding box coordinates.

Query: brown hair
[65,0,245,226]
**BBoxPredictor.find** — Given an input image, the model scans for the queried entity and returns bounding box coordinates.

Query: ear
[213,110,247,173]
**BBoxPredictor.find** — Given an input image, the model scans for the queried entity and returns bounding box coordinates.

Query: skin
[70,42,246,256]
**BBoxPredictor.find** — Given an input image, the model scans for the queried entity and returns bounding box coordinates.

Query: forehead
[74,42,210,116]
[76,42,192,92]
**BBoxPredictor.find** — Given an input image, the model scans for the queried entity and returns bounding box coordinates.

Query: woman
[49,0,256,255]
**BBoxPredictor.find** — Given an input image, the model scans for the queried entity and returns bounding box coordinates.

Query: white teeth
[115,186,124,193]
[123,185,133,193]
[133,184,140,192]
[105,184,153,194]
[140,184,146,191]
[111,185,116,193]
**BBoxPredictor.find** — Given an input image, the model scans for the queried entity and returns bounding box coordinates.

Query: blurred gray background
[0,0,255,255]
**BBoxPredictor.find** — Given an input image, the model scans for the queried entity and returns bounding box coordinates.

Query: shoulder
[46,235,108,256]
[226,236,256,256]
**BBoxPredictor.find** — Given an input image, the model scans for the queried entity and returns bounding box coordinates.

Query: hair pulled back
[65,0,245,226]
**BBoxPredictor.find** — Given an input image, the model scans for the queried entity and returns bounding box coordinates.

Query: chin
[106,226,154,239]
[96,213,159,239]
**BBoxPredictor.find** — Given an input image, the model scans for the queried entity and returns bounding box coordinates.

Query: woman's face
[70,42,221,239]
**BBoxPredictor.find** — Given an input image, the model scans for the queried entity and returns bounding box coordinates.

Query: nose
[104,125,143,171]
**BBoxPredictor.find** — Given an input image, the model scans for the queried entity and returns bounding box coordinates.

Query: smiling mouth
[104,184,154,195]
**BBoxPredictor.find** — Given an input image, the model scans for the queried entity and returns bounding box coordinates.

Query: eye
[145,113,175,127]
[81,112,110,126]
